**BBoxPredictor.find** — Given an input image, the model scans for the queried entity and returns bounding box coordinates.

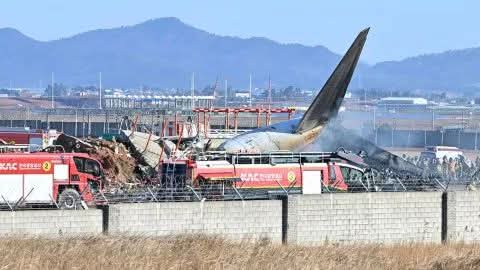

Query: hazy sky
[0,0,478,63]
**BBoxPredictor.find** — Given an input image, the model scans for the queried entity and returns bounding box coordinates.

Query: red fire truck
[0,152,103,209]
[159,151,370,195]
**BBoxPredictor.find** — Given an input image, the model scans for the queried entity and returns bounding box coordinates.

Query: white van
[419,146,464,162]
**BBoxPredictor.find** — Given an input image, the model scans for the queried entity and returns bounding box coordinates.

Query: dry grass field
[1,236,480,270]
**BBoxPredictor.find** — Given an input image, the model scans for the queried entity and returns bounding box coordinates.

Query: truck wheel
[58,188,82,210]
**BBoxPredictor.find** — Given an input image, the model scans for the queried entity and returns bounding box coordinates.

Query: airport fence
[1,172,479,211]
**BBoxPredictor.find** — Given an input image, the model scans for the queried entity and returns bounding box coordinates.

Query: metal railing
[0,187,61,211]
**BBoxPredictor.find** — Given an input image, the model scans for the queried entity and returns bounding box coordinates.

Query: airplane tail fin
[295,28,369,133]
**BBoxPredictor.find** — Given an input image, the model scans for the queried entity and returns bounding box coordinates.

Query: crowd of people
[403,154,480,180]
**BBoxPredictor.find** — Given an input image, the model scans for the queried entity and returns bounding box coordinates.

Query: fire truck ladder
[164,159,176,183]
[164,125,184,190]
[163,123,185,187]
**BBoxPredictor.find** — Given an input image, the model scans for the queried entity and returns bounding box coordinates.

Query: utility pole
[75,109,78,137]
[268,75,272,108]
[99,72,102,109]
[373,106,377,144]
[224,79,228,108]
[51,72,55,109]
[191,72,195,109]
[432,109,435,130]
[391,119,396,147]
[475,123,478,150]
[364,88,367,108]
[213,77,218,100]
[249,74,252,107]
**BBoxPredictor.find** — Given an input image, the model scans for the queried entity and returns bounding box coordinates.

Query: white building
[235,92,250,98]
[378,97,428,105]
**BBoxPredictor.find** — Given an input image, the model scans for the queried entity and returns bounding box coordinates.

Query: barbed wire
[1,173,479,211]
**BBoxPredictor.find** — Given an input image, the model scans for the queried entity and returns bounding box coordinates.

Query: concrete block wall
[0,210,102,235]
[4,191,480,243]
[108,200,282,242]
[447,191,480,242]
[287,192,442,245]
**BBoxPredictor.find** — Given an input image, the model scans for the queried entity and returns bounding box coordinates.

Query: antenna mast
[51,72,55,109]
[224,79,228,107]
[191,72,195,109]
[268,75,272,108]
[213,76,218,99]
[99,72,102,109]
[249,74,252,107]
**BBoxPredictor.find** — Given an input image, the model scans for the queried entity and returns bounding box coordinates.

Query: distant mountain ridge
[0,17,479,91]
[367,48,480,91]
[0,18,341,89]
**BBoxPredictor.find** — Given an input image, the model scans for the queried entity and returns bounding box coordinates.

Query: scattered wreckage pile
[55,132,160,187]
[52,126,195,189]
[84,139,140,185]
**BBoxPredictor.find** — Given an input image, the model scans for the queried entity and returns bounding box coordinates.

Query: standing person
[436,158,442,175]
[455,157,462,179]
[442,156,448,178]
[448,157,456,180]
[428,158,436,175]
